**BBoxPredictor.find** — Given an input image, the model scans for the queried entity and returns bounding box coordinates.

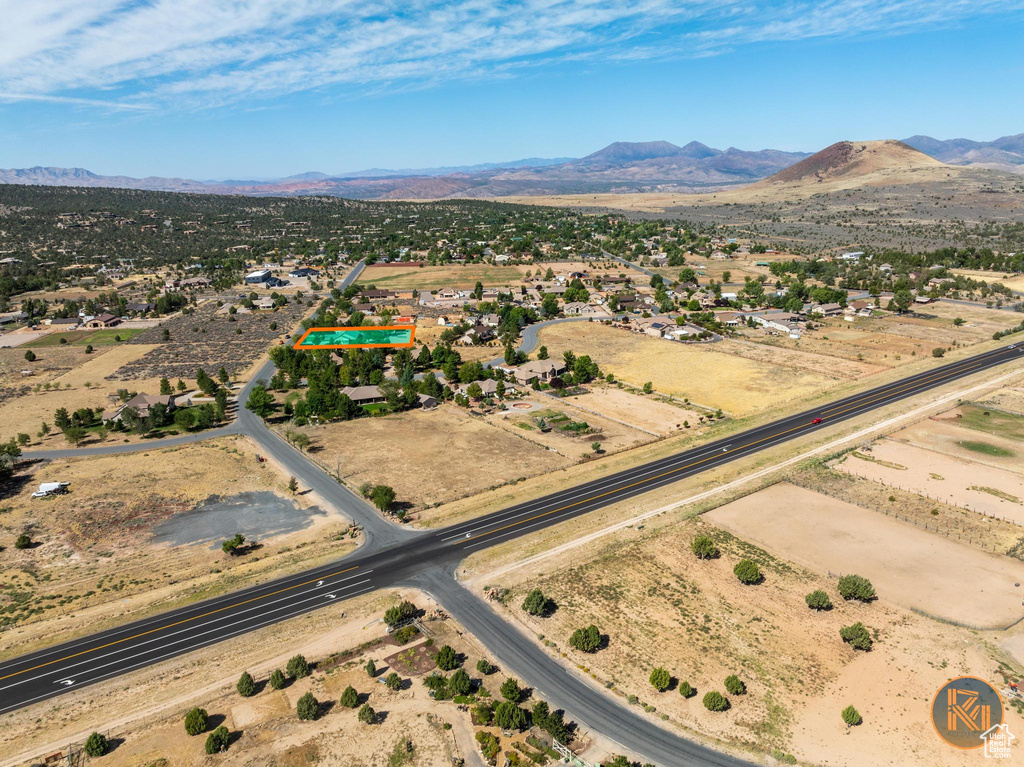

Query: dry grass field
[734,300,1010,372]
[360,263,530,289]
[708,483,1024,626]
[0,436,356,659]
[291,405,571,510]
[950,268,1024,292]
[535,322,840,415]
[0,342,164,441]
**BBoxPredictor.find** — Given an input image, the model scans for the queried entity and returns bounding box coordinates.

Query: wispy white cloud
[0,91,153,110]
[0,0,1020,111]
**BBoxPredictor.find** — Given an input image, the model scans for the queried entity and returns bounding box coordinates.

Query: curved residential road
[3,341,1024,766]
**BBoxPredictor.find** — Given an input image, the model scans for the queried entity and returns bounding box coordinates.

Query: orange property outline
[293,325,417,350]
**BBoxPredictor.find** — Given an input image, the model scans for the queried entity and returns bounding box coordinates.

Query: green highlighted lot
[295,326,414,349]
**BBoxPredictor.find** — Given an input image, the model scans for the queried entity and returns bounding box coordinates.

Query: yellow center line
[0,566,359,683]
[822,360,987,418]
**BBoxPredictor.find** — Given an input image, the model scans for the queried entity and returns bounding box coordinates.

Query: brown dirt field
[535,322,841,416]
[558,385,705,437]
[834,440,1024,522]
[291,405,570,510]
[359,263,530,289]
[707,483,1024,627]
[0,436,357,659]
[0,342,164,443]
[480,506,1024,766]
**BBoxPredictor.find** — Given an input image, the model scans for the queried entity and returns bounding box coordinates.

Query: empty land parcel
[535,321,844,416]
[359,263,530,289]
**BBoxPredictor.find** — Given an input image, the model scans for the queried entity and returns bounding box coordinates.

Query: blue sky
[1,0,1023,178]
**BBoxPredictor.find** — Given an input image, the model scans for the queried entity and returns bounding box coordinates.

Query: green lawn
[958,405,1024,442]
[25,328,146,348]
[958,439,1016,458]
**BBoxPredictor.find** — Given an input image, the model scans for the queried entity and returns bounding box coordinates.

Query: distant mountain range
[902,133,1024,173]
[1,133,1021,200]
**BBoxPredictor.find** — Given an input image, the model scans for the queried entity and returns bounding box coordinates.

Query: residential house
[0,310,27,325]
[811,303,843,317]
[102,393,176,423]
[252,297,276,310]
[84,313,121,329]
[562,302,600,316]
[511,359,567,386]
[340,385,385,405]
[458,325,494,345]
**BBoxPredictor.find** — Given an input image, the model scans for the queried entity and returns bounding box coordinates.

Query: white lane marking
[0,586,375,716]
[0,573,371,694]
[56,679,74,686]
[0,564,364,673]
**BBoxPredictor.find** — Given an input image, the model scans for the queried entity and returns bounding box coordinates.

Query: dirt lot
[977,385,1024,416]
[834,439,1024,523]
[0,436,357,659]
[476,497,1024,766]
[557,384,705,437]
[289,405,571,511]
[535,322,840,416]
[708,483,1024,626]
[485,398,657,461]
[360,263,530,290]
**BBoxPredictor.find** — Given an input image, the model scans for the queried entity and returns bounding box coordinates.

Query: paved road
[4,340,1023,766]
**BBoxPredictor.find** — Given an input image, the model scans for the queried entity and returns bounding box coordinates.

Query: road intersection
[6,263,1024,765]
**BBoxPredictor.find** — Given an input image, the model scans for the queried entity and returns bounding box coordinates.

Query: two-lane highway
[2,341,1022,718]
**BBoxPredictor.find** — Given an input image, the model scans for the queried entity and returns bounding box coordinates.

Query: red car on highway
[811,417,823,424]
